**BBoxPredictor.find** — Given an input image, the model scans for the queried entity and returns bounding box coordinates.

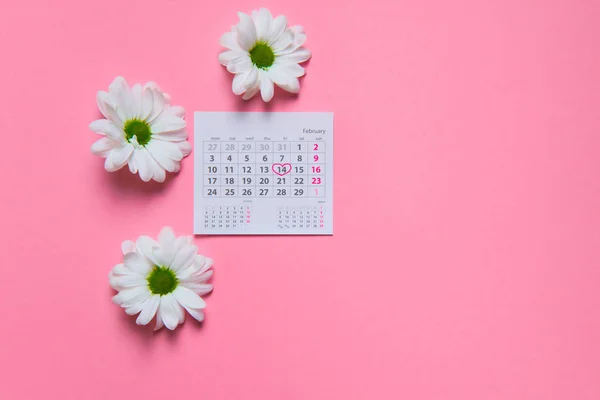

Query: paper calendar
[194,112,333,235]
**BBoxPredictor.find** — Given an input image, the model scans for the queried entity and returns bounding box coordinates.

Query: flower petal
[145,141,178,172]
[219,31,242,51]
[112,274,147,288]
[236,12,257,51]
[242,84,260,100]
[133,149,153,182]
[260,73,274,102]
[158,227,176,248]
[275,61,305,78]
[181,282,213,296]
[186,308,205,323]
[91,137,120,157]
[89,119,124,141]
[255,8,272,40]
[109,76,135,121]
[177,141,192,158]
[159,293,180,330]
[278,77,300,94]
[121,240,136,255]
[271,30,293,53]
[173,286,206,310]
[268,15,287,44]
[278,48,312,64]
[227,56,253,74]
[96,92,123,125]
[147,151,166,183]
[218,50,246,66]
[154,309,164,330]
[232,70,250,95]
[136,236,158,260]
[112,286,151,308]
[136,295,160,325]
[171,244,198,272]
[123,252,153,276]
[131,83,142,118]
[110,143,134,167]
[165,105,185,118]
[140,86,154,121]
[150,115,186,134]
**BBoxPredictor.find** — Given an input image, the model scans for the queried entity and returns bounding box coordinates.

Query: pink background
[1,0,599,398]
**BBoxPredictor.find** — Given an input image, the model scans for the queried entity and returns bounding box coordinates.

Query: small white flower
[90,77,191,182]
[219,8,312,102]
[109,227,213,331]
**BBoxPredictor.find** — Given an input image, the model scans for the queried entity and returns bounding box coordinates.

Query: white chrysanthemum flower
[90,76,191,182]
[219,8,312,102]
[109,227,213,331]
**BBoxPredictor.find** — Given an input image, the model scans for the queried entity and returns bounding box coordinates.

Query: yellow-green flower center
[124,119,152,146]
[147,266,178,295]
[249,42,275,69]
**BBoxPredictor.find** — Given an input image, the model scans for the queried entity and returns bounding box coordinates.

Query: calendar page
[194,112,334,235]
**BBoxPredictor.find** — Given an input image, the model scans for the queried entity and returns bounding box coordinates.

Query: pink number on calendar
[313,143,319,150]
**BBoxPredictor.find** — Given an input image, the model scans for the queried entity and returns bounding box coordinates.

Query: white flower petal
[260,73,274,102]
[158,227,176,248]
[154,309,164,330]
[171,244,198,272]
[181,282,213,296]
[177,141,192,158]
[173,286,206,310]
[136,295,160,325]
[186,308,205,323]
[91,137,121,157]
[236,12,257,51]
[140,86,154,120]
[146,89,166,124]
[111,263,134,277]
[271,30,293,53]
[279,77,300,94]
[245,67,259,88]
[268,15,287,44]
[110,143,134,167]
[218,50,246,66]
[275,61,305,78]
[227,56,253,74]
[150,115,186,134]
[159,293,180,330]
[242,84,260,100]
[131,83,142,118]
[278,48,312,64]
[133,149,153,182]
[123,252,153,276]
[89,119,124,141]
[136,235,158,261]
[145,141,178,172]
[232,70,250,95]
[255,8,272,40]
[112,286,151,308]
[152,130,188,142]
[147,152,166,183]
[121,240,136,255]
[219,31,242,51]
[109,76,135,120]
[112,274,147,288]
[267,64,290,86]
[165,105,185,118]
[96,92,122,125]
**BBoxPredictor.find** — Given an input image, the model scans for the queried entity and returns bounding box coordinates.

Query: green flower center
[124,119,152,146]
[147,266,178,295]
[249,42,275,69]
